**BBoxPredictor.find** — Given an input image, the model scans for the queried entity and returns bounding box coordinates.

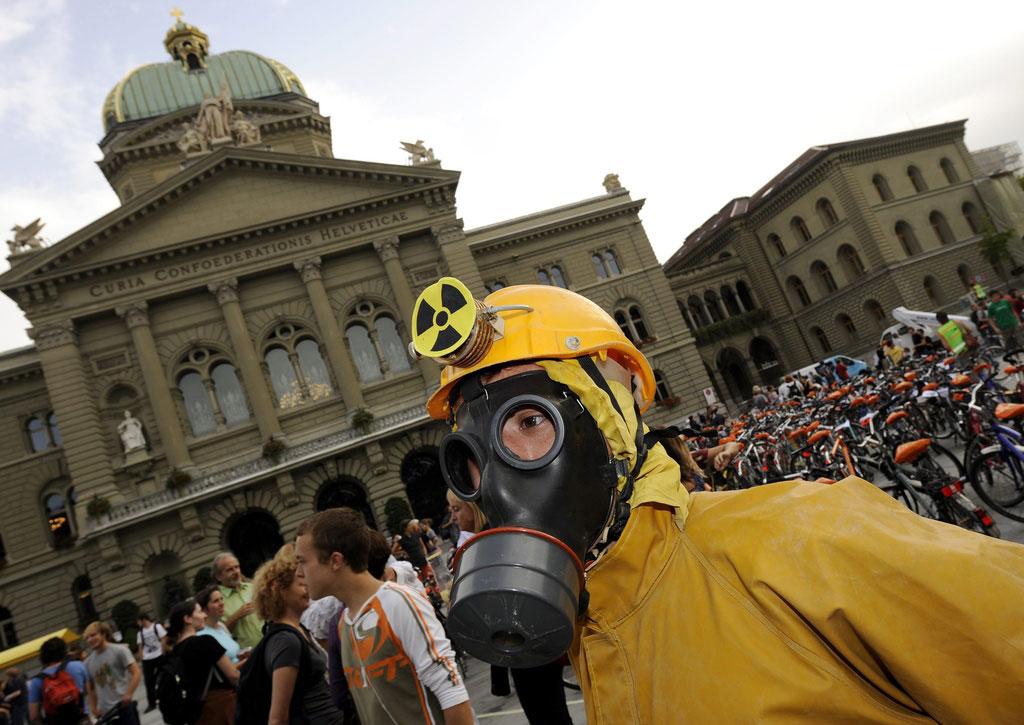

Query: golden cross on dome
[170,7,184,21]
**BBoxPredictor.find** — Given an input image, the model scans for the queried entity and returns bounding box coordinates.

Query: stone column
[373,236,437,388]
[432,219,486,295]
[29,321,121,501]
[294,257,365,410]
[207,278,283,440]
[113,303,193,469]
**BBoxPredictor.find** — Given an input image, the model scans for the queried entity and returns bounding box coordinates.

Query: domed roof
[102,21,306,132]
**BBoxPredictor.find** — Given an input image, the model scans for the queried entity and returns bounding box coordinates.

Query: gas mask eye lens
[500,406,557,461]
[492,397,565,470]
[439,433,485,499]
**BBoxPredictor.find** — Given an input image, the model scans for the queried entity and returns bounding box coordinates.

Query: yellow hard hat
[411,277,655,419]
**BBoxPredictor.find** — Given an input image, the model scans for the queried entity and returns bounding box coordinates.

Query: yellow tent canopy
[0,628,79,671]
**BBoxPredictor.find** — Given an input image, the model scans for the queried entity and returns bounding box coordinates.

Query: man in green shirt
[213,551,264,649]
[986,290,1020,350]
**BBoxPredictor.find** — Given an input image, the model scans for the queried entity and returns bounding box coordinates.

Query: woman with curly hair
[252,543,341,725]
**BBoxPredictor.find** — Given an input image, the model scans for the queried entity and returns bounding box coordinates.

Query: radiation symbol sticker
[412,277,479,359]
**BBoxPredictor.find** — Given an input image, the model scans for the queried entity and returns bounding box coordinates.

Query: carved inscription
[85,211,413,300]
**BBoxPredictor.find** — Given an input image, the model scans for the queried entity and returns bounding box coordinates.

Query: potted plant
[352,407,375,435]
[165,468,193,490]
[86,495,112,519]
[262,436,287,461]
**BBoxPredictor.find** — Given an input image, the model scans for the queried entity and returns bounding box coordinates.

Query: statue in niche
[118,410,147,453]
[7,218,46,255]
[230,111,261,145]
[195,80,233,143]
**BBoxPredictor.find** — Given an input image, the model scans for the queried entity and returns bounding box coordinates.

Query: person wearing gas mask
[409,277,1024,723]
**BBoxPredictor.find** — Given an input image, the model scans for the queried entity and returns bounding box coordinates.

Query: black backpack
[155,646,211,725]
[235,623,311,725]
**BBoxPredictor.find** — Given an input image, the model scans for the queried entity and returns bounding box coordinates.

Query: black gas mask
[440,370,620,667]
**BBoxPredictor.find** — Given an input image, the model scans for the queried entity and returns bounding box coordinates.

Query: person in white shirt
[135,613,165,713]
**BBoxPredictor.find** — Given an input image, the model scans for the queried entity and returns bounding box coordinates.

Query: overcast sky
[1,0,1022,353]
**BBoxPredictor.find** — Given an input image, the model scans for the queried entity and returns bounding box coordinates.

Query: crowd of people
[12,509,495,725]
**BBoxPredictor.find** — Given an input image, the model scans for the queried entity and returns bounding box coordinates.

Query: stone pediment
[1,148,459,288]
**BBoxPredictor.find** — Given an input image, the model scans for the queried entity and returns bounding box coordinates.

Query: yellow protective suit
[536,359,1024,723]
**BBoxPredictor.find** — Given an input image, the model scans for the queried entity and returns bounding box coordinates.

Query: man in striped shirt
[296,508,474,725]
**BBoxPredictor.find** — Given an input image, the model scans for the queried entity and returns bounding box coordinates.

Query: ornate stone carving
[118,410,147,453]
[175,82,261,157]
[372,236,401,262]
[7,218,46,256]
[294,257,323,283]
[208,278,239,305]
[400,140,439,167]
[27,320,76,350]
[115,302,150,329]
[431,220,465,245]
[603,173,622,193]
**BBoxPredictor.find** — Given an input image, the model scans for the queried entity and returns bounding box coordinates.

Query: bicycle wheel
[966,444,1024,523]
[937,495,1002,538]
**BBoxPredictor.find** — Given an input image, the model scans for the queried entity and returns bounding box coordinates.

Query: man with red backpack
[27,637,88,724]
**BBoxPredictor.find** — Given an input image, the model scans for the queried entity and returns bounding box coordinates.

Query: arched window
[735,281,755,311]
[591,249,622,278]
[923,276,940,305]
[837,245,866,279]
[72,575,98,628]
[872,173,894,202]
[0,607,17,649]
[810,260,838,294]
[962,202,983,235]
[178,371,216,436]
[374,316,412,376]
[346,301,413,383]
[940,158,960,184]
[263,323,334,408]
[44,484,76,547]
[719,251,732,260]
[210,364,248,425]
[704,291,724,323]
[811,327,832,354]
[766,233,786,258]
[787,276,811,308]
[176,347,250,435]
[836,313,857,339]
[538,265,568,288]
[615,303,652,343]
[894,221,922,255]
[687,295,709,327]
[26,416,50,453]
[929,211,955,245]
[864,299,886,325]
[721,286,742,316]
[314,476,376,527]
[908,165,928,193]
[957,264,972,288]
[816,198,839,228]
[653,370,672,402]
[678,301,695,330]
[790,216,812,243]
[484,279,507,293]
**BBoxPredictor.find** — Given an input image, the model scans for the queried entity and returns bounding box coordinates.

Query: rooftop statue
[401,139,438,166]
[7,218,46,256]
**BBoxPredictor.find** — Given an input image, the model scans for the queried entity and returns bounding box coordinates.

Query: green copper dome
[102,22,306,132]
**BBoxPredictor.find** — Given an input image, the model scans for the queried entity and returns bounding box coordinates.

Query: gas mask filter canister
[440,371,620,667]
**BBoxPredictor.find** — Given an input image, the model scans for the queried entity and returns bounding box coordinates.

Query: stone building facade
[0,21,708,645]
[664,121,1024,404]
